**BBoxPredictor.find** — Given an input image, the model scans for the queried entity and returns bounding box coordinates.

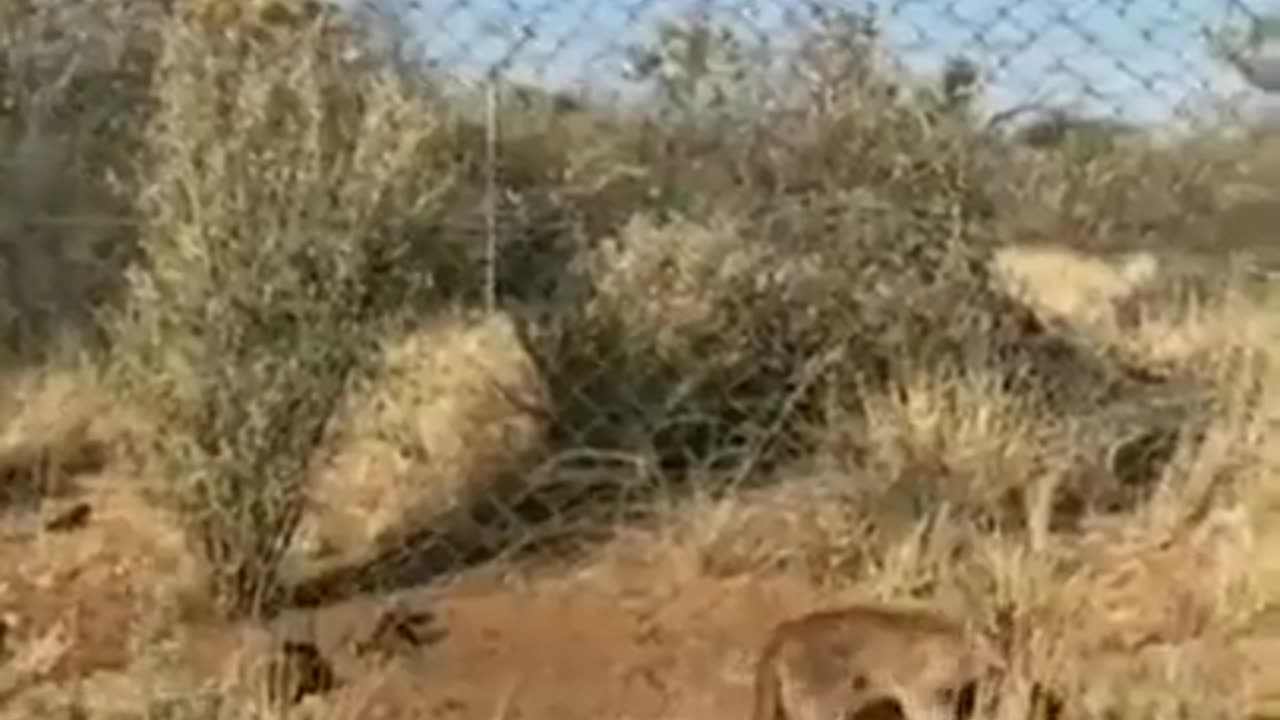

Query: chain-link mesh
[392,0,1274,120]
[0,0,1273,615]
[265,0,1269,601]
[374,0,1280,307]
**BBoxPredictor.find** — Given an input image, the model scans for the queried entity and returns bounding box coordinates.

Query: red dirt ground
[3,471,1278,719]
[0,475,855,720]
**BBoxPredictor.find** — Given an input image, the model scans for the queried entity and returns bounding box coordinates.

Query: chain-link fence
[341,0,1280,308]
[382,0,1279,117]
[249,0,1272,602]
[0,0,1275,618]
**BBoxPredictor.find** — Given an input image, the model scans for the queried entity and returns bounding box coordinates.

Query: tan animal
[751,603,1003,720]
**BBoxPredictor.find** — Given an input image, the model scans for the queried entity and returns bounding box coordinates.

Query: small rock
[43,502,92,533]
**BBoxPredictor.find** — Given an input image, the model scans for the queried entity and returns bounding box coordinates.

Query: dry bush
[528,184,1185,505]
[617,8,998,217]
[425,9,1009,310]
[501,11,1207,514]
[1152,131,1280,255]
[104,14,452,618]
[296,310,550,568]
[994,122,1224,251]
[992,113,1280,271]
[174,0,332,33]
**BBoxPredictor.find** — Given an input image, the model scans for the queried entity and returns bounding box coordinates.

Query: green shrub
[106,16,451,618]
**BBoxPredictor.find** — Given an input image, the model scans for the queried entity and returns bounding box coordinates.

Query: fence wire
[294,0,1280,583]
[363,0,1280,306]
[393,0,1276,121]
[2,0,1279,602]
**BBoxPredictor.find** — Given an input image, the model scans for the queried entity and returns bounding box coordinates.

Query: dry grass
[1,1,1280,719]
[295,310,551,571]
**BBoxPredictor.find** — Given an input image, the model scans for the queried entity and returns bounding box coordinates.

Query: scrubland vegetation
[2,1,1280,718]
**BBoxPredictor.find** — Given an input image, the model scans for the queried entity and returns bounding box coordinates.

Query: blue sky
[382,0,1275,125]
